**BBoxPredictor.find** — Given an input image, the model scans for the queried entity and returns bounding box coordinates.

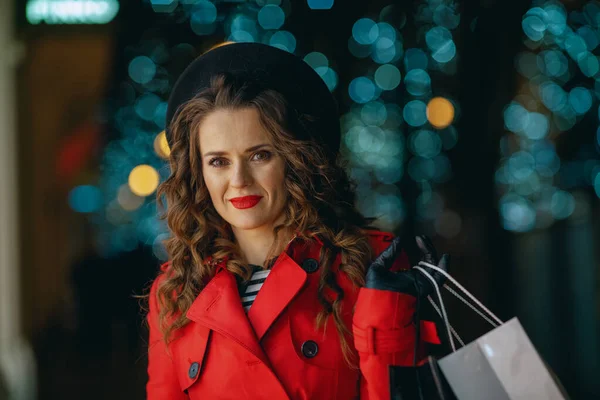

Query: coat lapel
[247,250,308,341]
[186,268,270,366]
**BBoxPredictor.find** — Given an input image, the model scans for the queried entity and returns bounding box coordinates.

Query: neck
[232,225,294,267]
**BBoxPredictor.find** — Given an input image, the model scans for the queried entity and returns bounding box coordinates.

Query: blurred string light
[497,0,600,233]
[343,1,460,233]
[26,0,120,24]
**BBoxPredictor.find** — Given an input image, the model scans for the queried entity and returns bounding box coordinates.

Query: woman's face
[198,107,287,234]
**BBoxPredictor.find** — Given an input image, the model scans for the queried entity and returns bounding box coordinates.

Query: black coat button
[301,340,319,358]
[302,258,319,273]
[188,362,199,379]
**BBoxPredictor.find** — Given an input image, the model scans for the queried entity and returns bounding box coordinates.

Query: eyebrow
[202,144,272,158]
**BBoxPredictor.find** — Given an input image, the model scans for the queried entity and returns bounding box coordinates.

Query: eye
[252,150,272,161]
[208,157,228,167]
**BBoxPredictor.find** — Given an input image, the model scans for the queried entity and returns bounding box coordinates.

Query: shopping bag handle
[414,265,457,352]
[418,261,503,326]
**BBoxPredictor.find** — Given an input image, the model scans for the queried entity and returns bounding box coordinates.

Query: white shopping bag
[438,318,565,400]
[414,262,569,400]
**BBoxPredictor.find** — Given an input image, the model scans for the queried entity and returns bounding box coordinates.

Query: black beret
[165,42,340,160]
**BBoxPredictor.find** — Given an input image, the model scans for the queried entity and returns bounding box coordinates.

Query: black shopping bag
[390,356,457,400]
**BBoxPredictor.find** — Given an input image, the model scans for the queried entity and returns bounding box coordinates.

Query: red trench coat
[147,230,440,399]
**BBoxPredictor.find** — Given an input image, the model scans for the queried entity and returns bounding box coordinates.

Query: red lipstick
[229,195,263,209]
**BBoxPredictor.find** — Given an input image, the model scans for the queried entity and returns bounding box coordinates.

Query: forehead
[198,107,273,153]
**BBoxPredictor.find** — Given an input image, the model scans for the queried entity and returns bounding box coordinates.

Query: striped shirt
[240,264,271,313]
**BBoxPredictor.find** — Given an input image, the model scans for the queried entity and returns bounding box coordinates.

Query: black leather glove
[364,235,450,298]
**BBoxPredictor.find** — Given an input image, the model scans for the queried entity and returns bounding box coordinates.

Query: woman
[147,42,449,400]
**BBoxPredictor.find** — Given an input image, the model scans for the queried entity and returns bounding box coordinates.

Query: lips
[229,195,263,209]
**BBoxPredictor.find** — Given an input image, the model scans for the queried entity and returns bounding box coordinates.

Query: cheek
[202,171,224,200]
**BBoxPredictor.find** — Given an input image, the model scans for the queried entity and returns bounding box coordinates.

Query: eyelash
[208,150,272,168]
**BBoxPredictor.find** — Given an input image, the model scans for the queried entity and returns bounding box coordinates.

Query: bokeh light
[68,185,102,213]
[403,100,428,127]
[427,97,455,128]
[349,77,378,104]
[258,5,285,30]
[154,131,171,159]
[128,56,156,85]
[352,18,378,45]
[117,184,145,211]
[269,30,296,52]
[128,165,160,196]
[374,64,401,90]
[404,69,431,96]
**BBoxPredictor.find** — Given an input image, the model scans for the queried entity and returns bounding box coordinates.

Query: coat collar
[185,234,321,360]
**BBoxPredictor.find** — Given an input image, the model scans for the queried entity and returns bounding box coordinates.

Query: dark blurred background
[0,0,598,399]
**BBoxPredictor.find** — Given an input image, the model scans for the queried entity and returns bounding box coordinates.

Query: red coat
[147,230,439,399]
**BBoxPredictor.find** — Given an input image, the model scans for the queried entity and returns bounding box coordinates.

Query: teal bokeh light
[304,52,328,70]
[374,64,401,90]
[403,100,428,127]
[499,193,536,232]
[404,69,431,96]
[569,87,592,115]
[349,77,378,104]
[258,5,285,29]
[307,0,334,10]
[540,81,567,112]
[352,18,378,45]
[128,56,156,85]
[69,185,103,213]
[269,30,296,52]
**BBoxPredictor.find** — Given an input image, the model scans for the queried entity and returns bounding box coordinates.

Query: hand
[364,235,450,298]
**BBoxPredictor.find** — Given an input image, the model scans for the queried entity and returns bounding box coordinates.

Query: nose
[230,161,253,188]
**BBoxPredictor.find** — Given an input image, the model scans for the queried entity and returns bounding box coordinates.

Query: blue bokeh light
[307,0,334,10]
[349,77,377,104]
[361,101,387,126]
[189,0,217,35]
[69,185,103,213]
[544,4,567,36]
[352,18,378,45]
[316,66,338,91]
[522,14,546,41]
[539,81,567,112]
[128,56,156,85]
[576,51,599,77]
[569,87,593,115]
[304,52,328,70]
[523,112,549,140]
[269,30,296,52]
[374,64,401,90]
[409,129,442,159]
[433,4,460,30]
[404,69,431,96]
[550,190,575,219]
[135,93,162,121]
[539,50,568,78]
[403,100,428,127]
[258,5,285,30]
[499,193,536,232]
[504,102,529,134]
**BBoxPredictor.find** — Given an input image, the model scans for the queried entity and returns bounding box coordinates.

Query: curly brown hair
[155,73,376,365]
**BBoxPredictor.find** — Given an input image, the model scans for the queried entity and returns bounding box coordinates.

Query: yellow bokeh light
[128,164,159,197]
[427,97,455,129]
[154,130,171,159]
